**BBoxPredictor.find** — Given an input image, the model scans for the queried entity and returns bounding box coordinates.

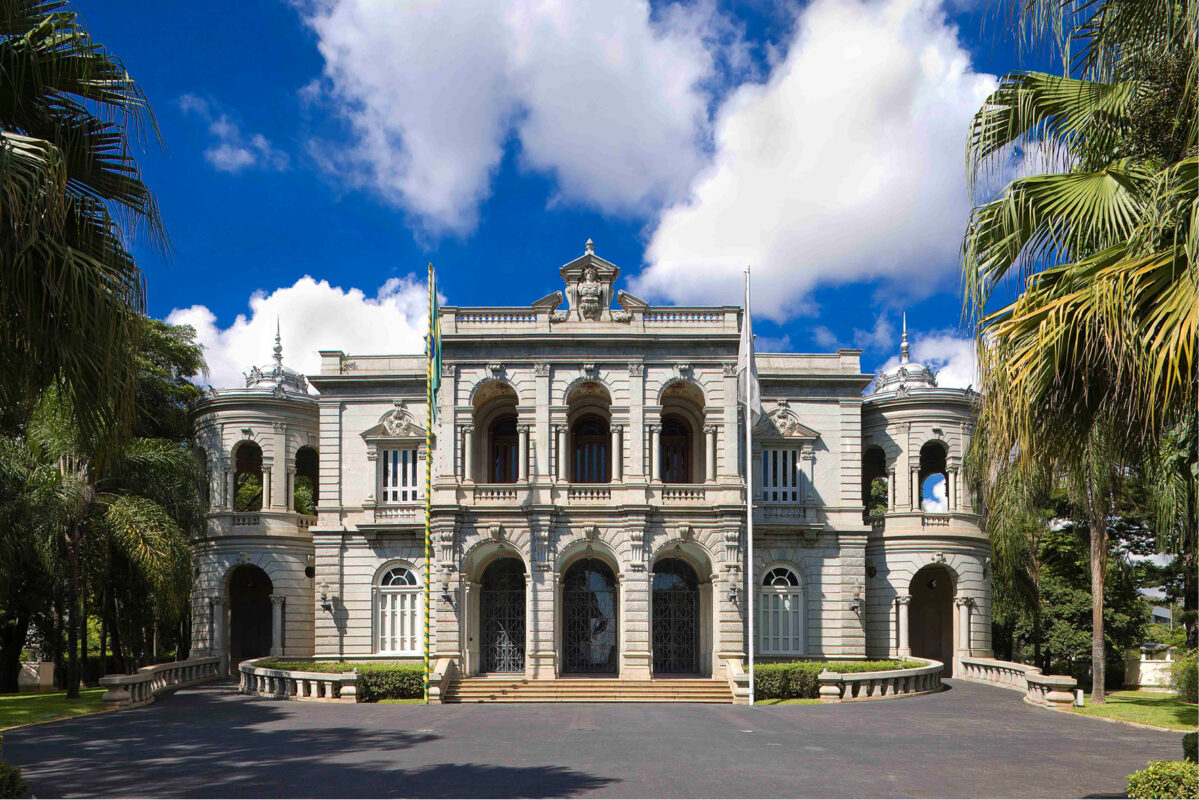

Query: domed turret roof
[243,320,308,395]
[871,313,937,396]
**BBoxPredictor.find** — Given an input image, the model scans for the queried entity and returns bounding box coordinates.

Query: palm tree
[963,0,1196,702]
[0,0,165,444]
[18,392,195,697]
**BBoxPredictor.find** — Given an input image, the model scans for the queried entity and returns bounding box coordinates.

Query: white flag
[737,269,763,424]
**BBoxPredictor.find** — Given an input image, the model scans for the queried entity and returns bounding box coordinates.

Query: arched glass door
[480,558,526,673]
[652,558,700,674]
[562,557,618,674]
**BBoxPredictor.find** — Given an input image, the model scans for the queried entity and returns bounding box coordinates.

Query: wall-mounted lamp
[849,583,863,615]
[441,581,454,604]
[728,585,739,604]
[319,579,333,614]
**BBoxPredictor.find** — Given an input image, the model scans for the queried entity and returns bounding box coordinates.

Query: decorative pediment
[757,401,820,440]
[531,291,562,312]
[558,239,621,322]
[362,403,426,441]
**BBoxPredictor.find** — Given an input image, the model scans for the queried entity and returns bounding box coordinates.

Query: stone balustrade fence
[959,656,1077,709]
[99,656,221,710]
[817,658,944,702]
[239,658,359,702]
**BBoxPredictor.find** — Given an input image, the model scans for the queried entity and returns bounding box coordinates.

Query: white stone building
[190,243,992,694]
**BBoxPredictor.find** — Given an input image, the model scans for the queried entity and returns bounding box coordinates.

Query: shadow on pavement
[4,685,616,798]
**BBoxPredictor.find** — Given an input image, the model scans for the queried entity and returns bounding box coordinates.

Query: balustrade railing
[473,484,520,502]
[457,311,537,324]
[817,658,944,702]
[231,513,260,526]
[567,485,612,501]
[662,485,706,502]
[99,656,222,710]
[239,658,359,702]
[959,656,1077,709]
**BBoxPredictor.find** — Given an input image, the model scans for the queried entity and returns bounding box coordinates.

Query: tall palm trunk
[65,524,81,698]
[1089,513,1108,703]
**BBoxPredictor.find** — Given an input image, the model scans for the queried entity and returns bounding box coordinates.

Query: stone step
[445,677,733,703]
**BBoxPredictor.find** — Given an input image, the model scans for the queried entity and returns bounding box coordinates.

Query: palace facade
[190,242,992,694]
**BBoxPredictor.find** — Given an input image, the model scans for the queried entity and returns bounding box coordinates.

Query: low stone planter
[959,656,1078,709]
[239,658,359,702]
[99,656,222,710]
[817,658,944,702]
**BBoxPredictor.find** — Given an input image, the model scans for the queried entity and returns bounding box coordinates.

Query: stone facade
[191,244,992,685]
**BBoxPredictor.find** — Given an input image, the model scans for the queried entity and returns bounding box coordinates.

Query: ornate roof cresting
[870,312,937,396]
[244,319,309,395]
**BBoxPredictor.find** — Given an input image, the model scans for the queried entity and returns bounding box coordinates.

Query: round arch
[559,553,620,675]
[909,562,957,676]
[650,540,716,677]
[226,563,273,664]
[758,562,807,657]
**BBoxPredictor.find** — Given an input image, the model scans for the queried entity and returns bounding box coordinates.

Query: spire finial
[585,237,594,255]
[900,312,910,364]
[273,317,283,372]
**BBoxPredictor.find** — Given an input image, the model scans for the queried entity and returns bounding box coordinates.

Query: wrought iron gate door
[562,558,619,674]
[652,558,700,674]
[480,587,525,672]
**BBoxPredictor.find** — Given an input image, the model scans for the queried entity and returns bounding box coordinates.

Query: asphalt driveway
[2,680,1183,798]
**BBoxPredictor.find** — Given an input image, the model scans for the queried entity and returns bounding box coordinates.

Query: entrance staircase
[444,677,733,703]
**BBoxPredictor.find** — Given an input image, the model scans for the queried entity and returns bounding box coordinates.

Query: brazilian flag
[427,263,441,422]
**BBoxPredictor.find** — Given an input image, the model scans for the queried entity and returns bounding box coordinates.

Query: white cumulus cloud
[180,94,289,173]
[301,0,736,233]
[166,276,429,391]
[633,0,997,321]
[922,473,948,512]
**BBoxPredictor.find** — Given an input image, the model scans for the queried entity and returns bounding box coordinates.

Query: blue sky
[78,0,1044,393]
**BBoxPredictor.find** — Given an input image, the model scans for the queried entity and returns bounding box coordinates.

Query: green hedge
[1126,760,1198,799]
[0,736,27,800]
[1184,732,1197,764]
[1170,651,1197,704]
[754,660,911,700]
[265,661,425,701]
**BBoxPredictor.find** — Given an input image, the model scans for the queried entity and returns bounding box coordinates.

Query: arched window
[572,415,610,483]
[375,566,420,655]
[759,566,805,655]
[294,446,318,514]
[660,416,692,484]
[919,442,949,513]
[489,416,519,483]
[862,446,888,520]
[233,442,263,512]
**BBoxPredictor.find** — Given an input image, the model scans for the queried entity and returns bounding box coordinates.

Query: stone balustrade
[959,656,1078,709]
[99,656,221,710]
[428,657,458,703]
[567,485,612,502]
[724,658,751,705]
[661,485,706,502]
[231,513,261,526]
[817,658,944,702]
[239,658,359,702]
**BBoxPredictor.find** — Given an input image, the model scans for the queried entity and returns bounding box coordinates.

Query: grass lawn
[378,698,425,704]
[0,688,106,730]
[755,698,823,706]
[1066,690,1198,731]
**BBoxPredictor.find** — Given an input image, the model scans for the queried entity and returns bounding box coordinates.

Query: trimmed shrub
[1184,732,1197,764]
[1170,651,1198,704]
[1126,760,1198,800]
[0,736,27,800]
[753,660,911,700]
[356,664,424,702]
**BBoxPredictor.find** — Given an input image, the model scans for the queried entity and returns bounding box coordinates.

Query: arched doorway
[910,565,954,676]
[229,565,272,662]
[562,557,618,674]
[479,558,526,673]
[652,558,700,675]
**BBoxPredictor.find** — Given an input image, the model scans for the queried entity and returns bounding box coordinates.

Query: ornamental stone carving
[441,362,457,378]
[578,267,603,321]
[628,362,644,377]
[534,362,551,377]
[722,362,738,376]
[381,407,421,438]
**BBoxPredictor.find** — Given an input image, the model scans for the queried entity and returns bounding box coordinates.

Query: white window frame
[374,565,421,655]
[758,566,805,655]
[761,446,804,503]
[379,446,422,504]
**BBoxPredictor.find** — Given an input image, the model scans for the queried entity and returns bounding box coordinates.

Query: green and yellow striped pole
[423,262,435,704]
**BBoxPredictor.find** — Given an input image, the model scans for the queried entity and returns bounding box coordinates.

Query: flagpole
[744,268,755,707]
[423,262,434,704]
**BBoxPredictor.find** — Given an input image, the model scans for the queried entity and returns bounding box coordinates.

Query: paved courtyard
[3,680,1182,798]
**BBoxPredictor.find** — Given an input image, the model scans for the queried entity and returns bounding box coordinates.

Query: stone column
[622,567,652,678]
[610,425,623,482]
[956,597,973,652]
[224,469,234,510]
[462,425,475,483]
[704,426,717,484]
[263,466,273,509]
[896,595,911,657]
[948,467,960,511]
[269,595,285,656]
[517,425,530,481]
[888,469,896,510]
[556,425,568,482]
[649,425,662,482]
[211,596,229,675]
[911,466,921,510]
[286,468,297,511]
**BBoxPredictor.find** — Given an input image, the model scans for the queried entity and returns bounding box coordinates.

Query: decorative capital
[611,423,623,434]
[441,362,457,378]
[627,362,644,377]
[703,425,717,435]
[516,424,531,434]
[534,362,551,377]
[210,595,227,607]
[895,595,911,606]
[955,596,974,608]
[722,362,738,376]
[270,594,286,606]
[272,421,286,433]
[648,424,662,433]
[462,424,475,435]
